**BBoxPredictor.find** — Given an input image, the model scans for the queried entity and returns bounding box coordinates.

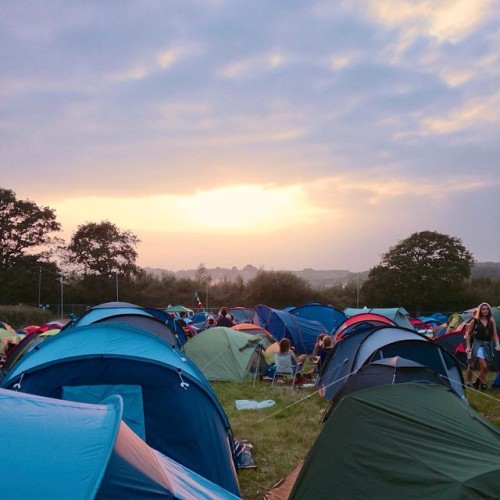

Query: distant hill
[146,264,366,288]
[144,262,500,288]
[472,262,500,278]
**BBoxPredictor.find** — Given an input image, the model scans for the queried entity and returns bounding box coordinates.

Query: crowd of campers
[2,301,500,498]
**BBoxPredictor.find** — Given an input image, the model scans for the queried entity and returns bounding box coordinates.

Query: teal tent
[1,323,240,496]
[344,307,413,330]
[0,389,240,499]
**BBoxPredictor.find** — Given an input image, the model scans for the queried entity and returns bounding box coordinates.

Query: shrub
[0,305,56,330]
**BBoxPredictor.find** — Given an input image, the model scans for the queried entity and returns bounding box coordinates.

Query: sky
[2,0,500,273]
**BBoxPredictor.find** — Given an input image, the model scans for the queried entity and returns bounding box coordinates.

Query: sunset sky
[2,1,499,272]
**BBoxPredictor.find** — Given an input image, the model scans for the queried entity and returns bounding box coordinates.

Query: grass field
[213,380,329,500]
[213,371,500,500]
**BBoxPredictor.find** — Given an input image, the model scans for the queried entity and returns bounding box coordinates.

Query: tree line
[1,187,498,316]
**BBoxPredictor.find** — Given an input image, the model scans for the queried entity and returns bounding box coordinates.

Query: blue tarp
[252,304,328,355]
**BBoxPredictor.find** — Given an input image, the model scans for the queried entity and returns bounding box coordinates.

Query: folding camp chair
[272,353,300,388]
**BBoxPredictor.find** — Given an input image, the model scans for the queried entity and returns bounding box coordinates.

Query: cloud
[366,0,493,43]
[220,52,288,79]
[420,90,500,134]
[2,1,500,271]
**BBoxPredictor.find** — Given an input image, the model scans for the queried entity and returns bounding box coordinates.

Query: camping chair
[272,353,300,388]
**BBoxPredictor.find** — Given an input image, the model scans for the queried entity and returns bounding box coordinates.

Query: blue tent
[1,323,240,496]
[316,325,464,401]
[0,389,240,499]
[64,301,181,347]
[252,304,328,355]
[287,302,346,334]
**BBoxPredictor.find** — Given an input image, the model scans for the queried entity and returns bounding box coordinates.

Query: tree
[362,231,474,312]
[317,280,362,310]
[66,220,140,278]
[245,270,316,309]
[0,255,60,305]
[0,187,61,271]
[211,275,246,307]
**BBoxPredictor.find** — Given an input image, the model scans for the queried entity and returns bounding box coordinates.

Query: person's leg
[478,358,488,388]
[466,363,474,386]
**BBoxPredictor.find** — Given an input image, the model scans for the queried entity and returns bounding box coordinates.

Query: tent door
[62,384,146,440]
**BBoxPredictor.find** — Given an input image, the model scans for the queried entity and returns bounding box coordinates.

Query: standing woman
[465,302,500,390]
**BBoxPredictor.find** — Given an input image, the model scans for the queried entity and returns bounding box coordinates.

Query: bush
[0,305,56,330]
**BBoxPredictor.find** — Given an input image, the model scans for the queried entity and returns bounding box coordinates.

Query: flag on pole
[194,292,204,311]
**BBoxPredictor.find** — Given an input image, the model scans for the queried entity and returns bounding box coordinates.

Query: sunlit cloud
[308,175,500,208]
[420,91,500,134]
[221,52,287,78]
[157,47,184,68]
[109,44,197,83]
[366,0,492,43]
[417,45,498,88]
[328,54,353,70]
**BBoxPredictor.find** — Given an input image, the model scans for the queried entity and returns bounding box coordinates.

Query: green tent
[164,305,194,315]
[447,311,465,330]
[183,327,270,382]
[290,383,500,499]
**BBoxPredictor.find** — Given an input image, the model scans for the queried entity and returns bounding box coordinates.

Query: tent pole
[253,348,261,388]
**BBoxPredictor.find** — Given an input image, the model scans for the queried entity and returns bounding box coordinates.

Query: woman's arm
[465,320,474,350]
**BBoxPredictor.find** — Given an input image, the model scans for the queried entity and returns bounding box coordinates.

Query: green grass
[213,373,500,500]
[466,371,500,427]
[212,380,329,500]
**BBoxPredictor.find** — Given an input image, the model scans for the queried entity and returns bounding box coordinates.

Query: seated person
[277,338,299,368]
[176,311,193,340]
[216,307,235,327]
[316,335,333,373]
[298,333,328,365]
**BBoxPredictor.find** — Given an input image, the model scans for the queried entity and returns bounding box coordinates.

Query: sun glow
[51,184,323,237]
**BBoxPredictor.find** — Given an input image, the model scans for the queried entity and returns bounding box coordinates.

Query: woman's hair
[474,302,492,320]
[316,333,327,344]
[322,336,332,348]
[279,338,291,353]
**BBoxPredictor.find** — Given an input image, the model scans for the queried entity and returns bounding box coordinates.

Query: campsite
[2,302,500,499]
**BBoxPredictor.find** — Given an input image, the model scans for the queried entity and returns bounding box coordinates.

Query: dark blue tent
[0,389,240,499]
[287,302,346,334]
[252,304,328,355]
[1,323,240,496]
[316,326,464,401]
[322,357,453,422]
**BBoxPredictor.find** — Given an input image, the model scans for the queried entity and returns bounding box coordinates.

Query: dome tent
[317,326,464,401]
[184,327,271,382]
[290,384,500,499]
[1,322,240,496]
[0,388,239,499]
